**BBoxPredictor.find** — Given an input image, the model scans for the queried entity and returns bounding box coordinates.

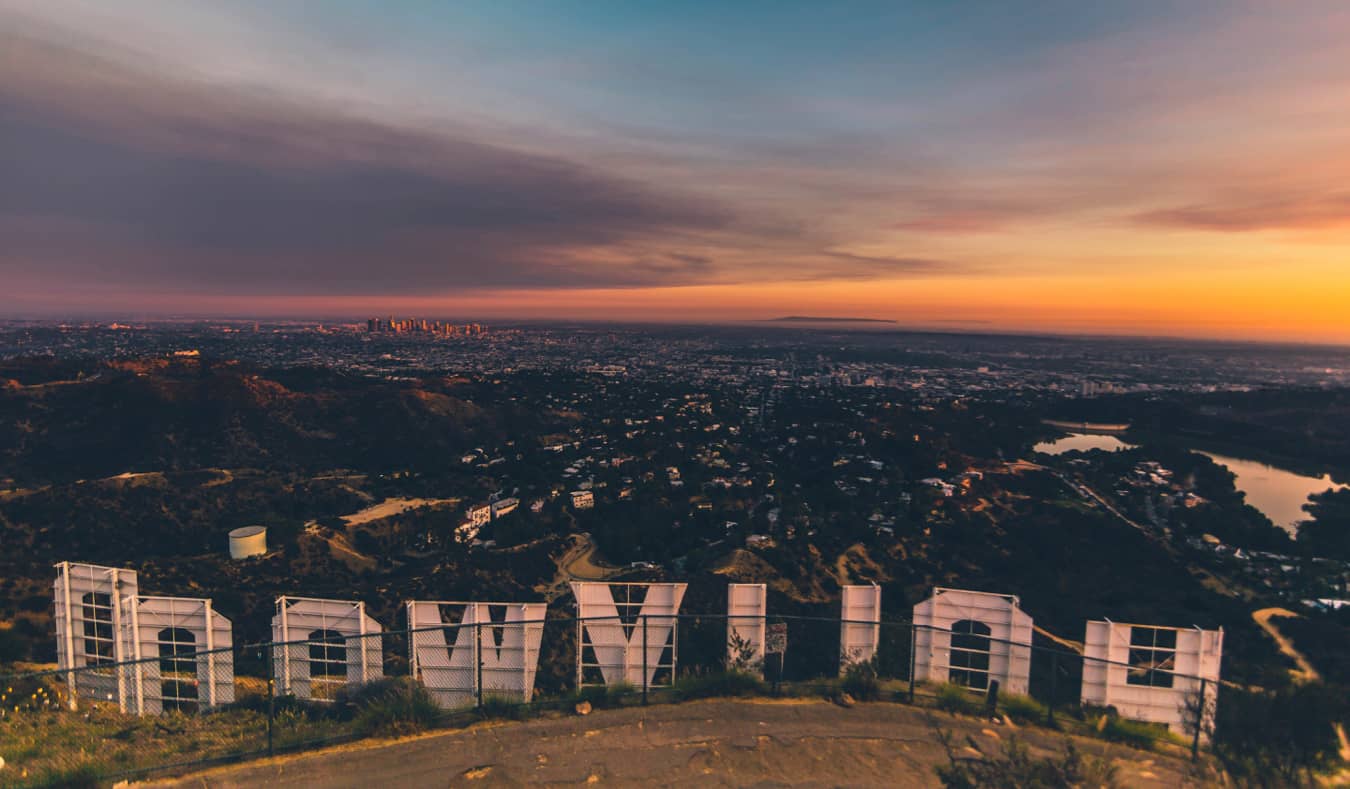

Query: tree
[1210,683,1348,786]
[1299,489,1350,560]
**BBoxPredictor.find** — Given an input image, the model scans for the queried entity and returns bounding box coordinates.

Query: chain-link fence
[0,614,1214,788]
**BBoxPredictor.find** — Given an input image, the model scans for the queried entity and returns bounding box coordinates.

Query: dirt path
[342,497,457,527]
[144,698,1200,789]
[1252,607,1320,683]
[1034,625,1083,653]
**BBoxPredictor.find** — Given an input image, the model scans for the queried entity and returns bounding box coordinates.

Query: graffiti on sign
[765,623,787,655]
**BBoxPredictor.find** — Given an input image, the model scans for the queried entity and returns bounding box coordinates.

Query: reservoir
[1036,432,1347,536]
[1198,452,1347,536]
[1033,433,1137,454]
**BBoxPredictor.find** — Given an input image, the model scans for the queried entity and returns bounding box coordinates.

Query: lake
[1199,452,1347,536]
[1035,432,1347,536]
[1033,433,1137,454]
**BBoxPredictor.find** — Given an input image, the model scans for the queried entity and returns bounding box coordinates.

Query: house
[570,490,594,510]
[466,504,492,527]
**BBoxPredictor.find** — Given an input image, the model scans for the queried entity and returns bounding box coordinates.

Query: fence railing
[0,614,1214,787]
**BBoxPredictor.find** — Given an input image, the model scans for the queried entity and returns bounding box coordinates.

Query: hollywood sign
[54,562,234,714]
[52,564,1222,738]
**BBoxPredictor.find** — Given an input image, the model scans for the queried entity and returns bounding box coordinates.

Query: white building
[406,601,546,708]
[271,597,383,701]
[570,490,594,510]
[466,504,492,527]
[913,588,1034,694]
[1081,621,1223,741]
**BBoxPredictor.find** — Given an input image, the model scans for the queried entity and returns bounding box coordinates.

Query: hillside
[0,357,511,485]
[0,356,1292,688]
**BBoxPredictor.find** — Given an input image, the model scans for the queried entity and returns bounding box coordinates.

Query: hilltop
[770,316,896,324]
[142,698,1201,788]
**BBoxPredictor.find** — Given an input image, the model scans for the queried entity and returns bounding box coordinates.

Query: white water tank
[228,525,268,559]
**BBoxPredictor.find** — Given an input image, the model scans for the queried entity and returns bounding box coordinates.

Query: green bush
[26,761,105,789]
[571,684,610,709]
[934,683,981,715]
[841,658,882,701]
[998,693,1047,724]
[340,677,442,737]
[569,680,638,710]
[478,693,528,721]
[1095,715,1162,751]
[608,681,639,706]
[672,670,766,701]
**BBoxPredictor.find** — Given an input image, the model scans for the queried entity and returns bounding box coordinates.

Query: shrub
[340,677,442,737]
[1211,682,1349,785]
[572,684,610,709]
[934,683,981,716]
[841,659,882,702]
[933,724,1119,789]
[606,680,638,706]
[1095,715,1162,751]
[998,693,1047,724]
[726,632,763,675]
[672,670,766,701]
[568,680,638,710]
[26,761,105,789]
[478,693,528,721]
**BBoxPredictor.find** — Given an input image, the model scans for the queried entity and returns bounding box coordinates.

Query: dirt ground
[143,698,1206,788]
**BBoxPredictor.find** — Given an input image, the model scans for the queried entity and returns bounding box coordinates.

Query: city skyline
[4,1,1350,343]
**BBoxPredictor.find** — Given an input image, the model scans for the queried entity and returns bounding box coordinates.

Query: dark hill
[0,358,510,484]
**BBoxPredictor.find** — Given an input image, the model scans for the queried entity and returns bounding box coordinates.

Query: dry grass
[0,677,348,786]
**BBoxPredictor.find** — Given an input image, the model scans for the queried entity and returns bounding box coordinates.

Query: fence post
[267,675,275,758]
[908,624,917,703]
[476,621,484,709]
[641,615,649,706]
[1046,651,1057,727]
[1191,677,1205,761]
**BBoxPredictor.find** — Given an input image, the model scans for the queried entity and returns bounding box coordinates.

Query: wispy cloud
[0,31,745,294]
[1134,193,1350,233]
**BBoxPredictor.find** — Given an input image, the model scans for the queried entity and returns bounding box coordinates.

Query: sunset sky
[4,1,1350,342]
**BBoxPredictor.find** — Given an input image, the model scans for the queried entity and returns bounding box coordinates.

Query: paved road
[147,698,1201,788]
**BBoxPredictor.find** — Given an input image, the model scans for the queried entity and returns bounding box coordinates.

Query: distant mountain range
[769,316,896,324]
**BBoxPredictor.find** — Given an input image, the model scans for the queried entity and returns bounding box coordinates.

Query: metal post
[1047,652,1057,727]
[908,625,917,703]
[641,615,649,705]
[1191,677,1205,761]
[476,620,484,709]
[205,599,217,708]
[58,563,78,709]
[267,676,276,757]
